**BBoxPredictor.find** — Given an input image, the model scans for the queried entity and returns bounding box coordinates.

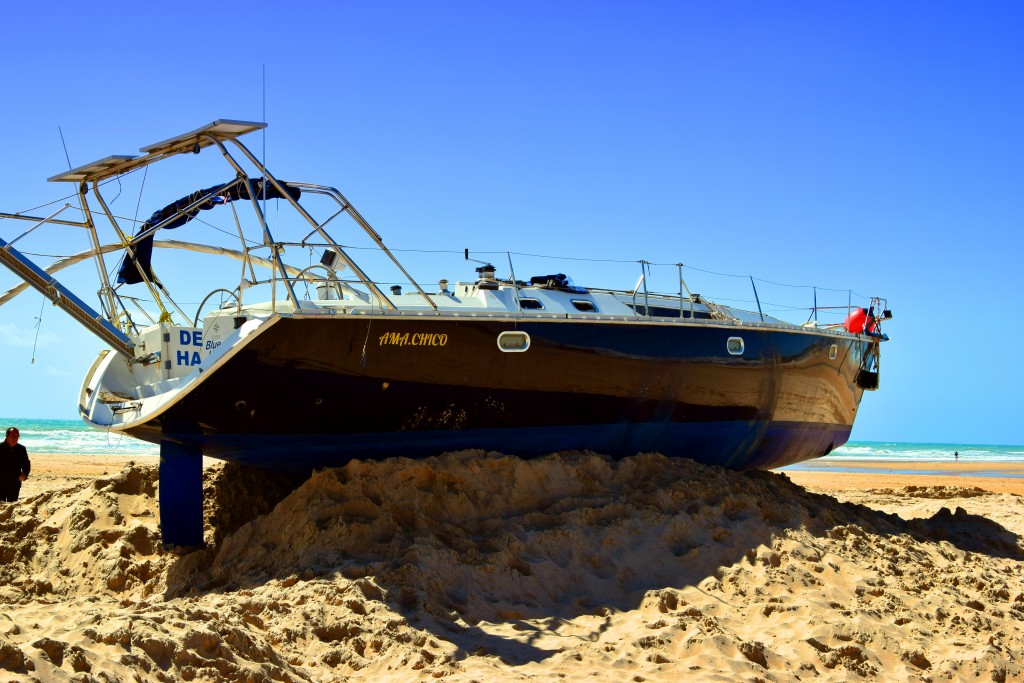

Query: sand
[1,452,1023,682]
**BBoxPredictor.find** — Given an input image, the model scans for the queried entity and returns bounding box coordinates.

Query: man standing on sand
[0,427,31,502]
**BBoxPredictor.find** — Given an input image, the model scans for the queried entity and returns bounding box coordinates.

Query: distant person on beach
[0,427,31,502]
[954,450,959,461]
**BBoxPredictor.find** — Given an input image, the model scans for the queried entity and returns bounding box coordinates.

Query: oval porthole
[726,337,744,356]
[497,331,531,352]
[829,344,838,360]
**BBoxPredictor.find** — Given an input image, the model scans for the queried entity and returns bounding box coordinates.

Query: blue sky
[1,1,1021,445]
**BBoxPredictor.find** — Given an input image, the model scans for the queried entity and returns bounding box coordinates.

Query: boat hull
[117,315,868,474]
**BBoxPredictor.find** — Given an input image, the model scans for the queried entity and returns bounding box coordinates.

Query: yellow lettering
[377,330,449,347]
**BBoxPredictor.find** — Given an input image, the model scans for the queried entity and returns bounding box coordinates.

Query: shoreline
[779,459,1024,494]
[783,459,1024,473]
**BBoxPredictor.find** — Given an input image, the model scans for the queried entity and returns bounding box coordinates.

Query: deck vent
[727,337,744,355]
[390,285,402,295]
[497,331,531,352]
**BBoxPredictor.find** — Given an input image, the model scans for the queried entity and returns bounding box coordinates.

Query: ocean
[2,417,1022,463]
[2,417,159,457]
[819,441,1024,463]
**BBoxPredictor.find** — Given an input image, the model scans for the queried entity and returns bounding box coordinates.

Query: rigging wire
[13,235,871,304]
[30,296,45,364]
[0,164,876,303]
[132,167,149,230]
[3,152,874,310]
[5,163,867,298]
[2,163,152,219]
[58,126,73,170]
[111,165,151,283]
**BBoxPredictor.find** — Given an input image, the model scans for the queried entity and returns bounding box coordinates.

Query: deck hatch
[519,298,544,310]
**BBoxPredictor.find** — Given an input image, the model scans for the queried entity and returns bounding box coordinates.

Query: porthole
[497,331,531,352]
[571,300,597,312]
[727,337,744,356]
[829,344,838,360]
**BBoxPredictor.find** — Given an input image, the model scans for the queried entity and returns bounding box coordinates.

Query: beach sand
[2,452,1022,682]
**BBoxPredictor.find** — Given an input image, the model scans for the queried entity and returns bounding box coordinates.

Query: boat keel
[158,439,204,551]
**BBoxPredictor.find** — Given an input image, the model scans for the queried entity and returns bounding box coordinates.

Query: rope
[360,318,372,367]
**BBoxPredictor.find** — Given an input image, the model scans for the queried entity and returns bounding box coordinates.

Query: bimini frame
[0,119,440,358]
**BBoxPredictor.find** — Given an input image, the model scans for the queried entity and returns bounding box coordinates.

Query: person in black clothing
[0,427,31,502]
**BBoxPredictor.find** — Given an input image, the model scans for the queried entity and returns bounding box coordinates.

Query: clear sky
[0,1,1021,445]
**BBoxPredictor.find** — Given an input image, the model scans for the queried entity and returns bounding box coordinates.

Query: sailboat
[0,120,890,547]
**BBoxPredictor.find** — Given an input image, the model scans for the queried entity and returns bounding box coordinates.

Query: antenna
[262,64,267,210]
[58,126,73,170]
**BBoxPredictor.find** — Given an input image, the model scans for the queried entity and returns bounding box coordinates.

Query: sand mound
[0,464,164,602]
[2,452,1023,682]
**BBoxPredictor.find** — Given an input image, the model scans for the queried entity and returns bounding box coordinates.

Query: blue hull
[163,419,851,474]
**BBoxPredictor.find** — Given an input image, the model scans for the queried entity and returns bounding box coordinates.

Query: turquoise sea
[817,441,1024,463]
[2,417,1022,463]
[2,417,160,457]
